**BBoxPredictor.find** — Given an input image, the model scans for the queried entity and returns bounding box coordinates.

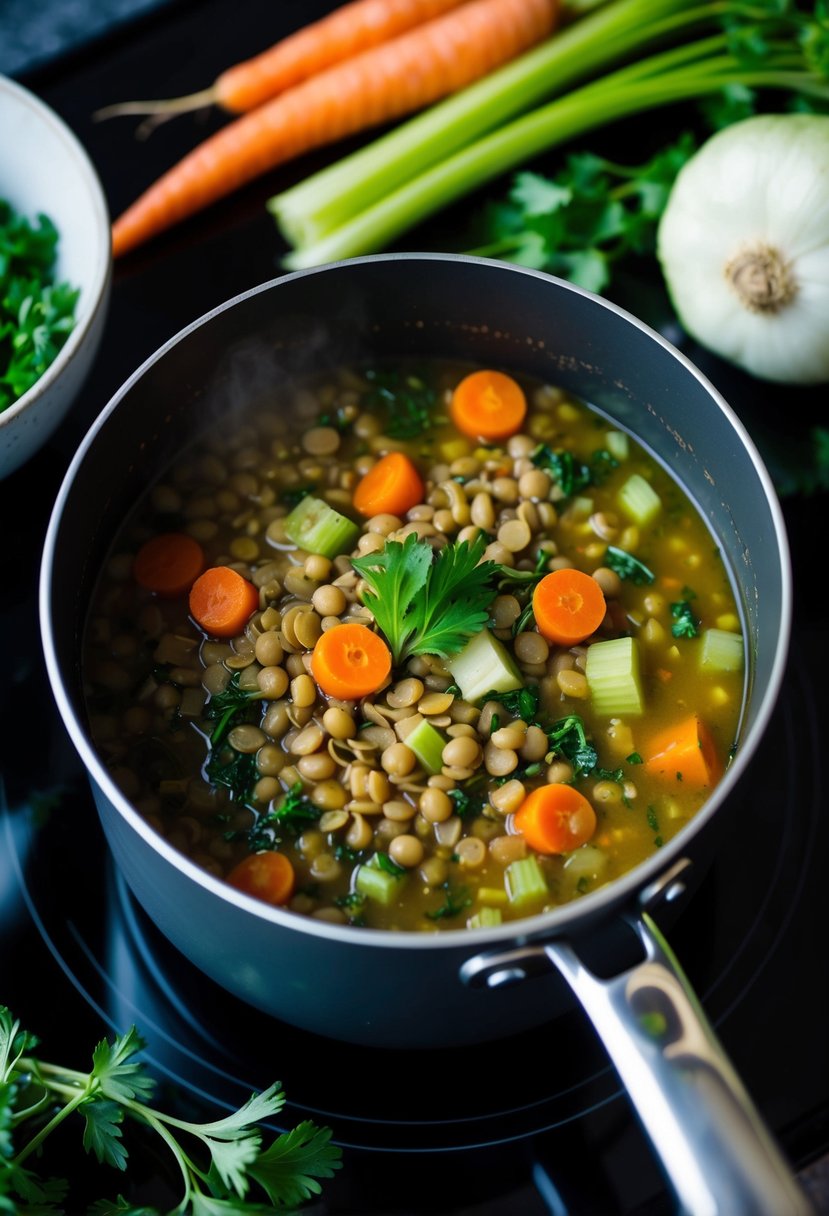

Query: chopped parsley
[204,672,265,746]
[547,715,598,779]
[425,882,472,921]
[248,781,320,849]
[363,367,437,439]
[0,200,80,413]
[605,545,655,586]
[482,684,540,724]
[670,599,700,639]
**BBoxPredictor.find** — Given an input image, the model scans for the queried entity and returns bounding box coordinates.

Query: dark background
[2,2,829,1213]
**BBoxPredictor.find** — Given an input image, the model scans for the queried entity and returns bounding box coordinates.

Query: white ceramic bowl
[0,74,111,478]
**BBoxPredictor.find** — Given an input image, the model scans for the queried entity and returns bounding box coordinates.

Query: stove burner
[3,637,826,1213]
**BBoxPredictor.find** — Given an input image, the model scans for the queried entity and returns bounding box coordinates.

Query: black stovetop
[3,3,829,1211]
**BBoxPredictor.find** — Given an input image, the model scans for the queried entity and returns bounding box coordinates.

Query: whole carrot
[97,0,472,127]
[111,0,559,258]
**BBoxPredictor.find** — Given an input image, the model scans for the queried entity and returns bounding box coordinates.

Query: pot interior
[43,253,790,941]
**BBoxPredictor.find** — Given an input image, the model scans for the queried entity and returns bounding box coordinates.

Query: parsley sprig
[0,1006,341,1213]
[351,532,497,665]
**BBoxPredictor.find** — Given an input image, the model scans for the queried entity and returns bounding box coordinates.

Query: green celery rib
[268,0,696,248]
[281,64,828,269]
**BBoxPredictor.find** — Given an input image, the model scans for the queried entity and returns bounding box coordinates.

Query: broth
[82,359,745,931]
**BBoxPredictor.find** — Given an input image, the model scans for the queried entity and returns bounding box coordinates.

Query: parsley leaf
[547,715,598,779]
[362,367,437,439]
[670,599,700,639]
[605,545,655,586]
[463,135,697,296]
[352,532,497,664]
[0,1006,341,1213]
[482,685,541,724]
[0,200,79,413]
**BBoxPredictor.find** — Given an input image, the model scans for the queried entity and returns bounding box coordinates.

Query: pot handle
[462,909,814,1216]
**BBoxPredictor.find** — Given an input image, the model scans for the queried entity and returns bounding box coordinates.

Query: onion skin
[656,114,829,386]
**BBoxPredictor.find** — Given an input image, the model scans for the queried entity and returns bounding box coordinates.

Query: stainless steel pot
[40,253,808,1215]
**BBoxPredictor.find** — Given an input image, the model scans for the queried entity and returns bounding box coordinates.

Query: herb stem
[12,1083,92,1167]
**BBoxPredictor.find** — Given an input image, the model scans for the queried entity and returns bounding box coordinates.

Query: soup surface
[83,359,745,931]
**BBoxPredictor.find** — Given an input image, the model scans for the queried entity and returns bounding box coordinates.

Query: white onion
[656,113,829,385]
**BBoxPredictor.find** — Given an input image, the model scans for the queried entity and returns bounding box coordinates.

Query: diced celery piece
[468,906,504,929]
[283,495,359,558]
[404,716,446,775]
[699,628,744,673]
[505,855,548,910]
[355,858,406,906]
[617,473,661,527]
[605,430,629,462]
[585,636,645,717]
[563,844,609,880]
[445,629,522,704]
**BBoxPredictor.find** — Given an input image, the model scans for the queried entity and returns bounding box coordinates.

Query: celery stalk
[268,0,697,249]
[445,629,522,704]
[276,50,827,269]
[355,859,406,906]
[505,856,548,910]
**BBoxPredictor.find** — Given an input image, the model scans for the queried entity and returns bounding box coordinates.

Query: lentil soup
[82,359,745,931]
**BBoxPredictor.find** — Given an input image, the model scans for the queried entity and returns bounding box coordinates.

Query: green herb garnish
[482,684,540,724]
[0,200,80,413]
[249,781,320,849]
[547,715,598,779]
[605,545,655,586]
[351,532,497,665]
[363,367,436,439]
[424,883,472,921]
[670,599,700,639]
[0,1005,341,1213]
[205,672,265,746]
[530,445,593,498]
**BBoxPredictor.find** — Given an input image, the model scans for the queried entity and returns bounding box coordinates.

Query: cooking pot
[41,253,808,1215]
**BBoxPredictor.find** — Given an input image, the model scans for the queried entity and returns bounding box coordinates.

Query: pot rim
[39,251,793,952]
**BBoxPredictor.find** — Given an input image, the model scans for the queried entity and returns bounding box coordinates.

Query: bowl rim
[0,73,112,433]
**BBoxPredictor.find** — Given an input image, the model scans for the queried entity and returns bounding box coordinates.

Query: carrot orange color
[111,0,559,257]
[449,368,527,441]
[642,714,723,788]
[311,622,392,699]
[227,850,296,906]
[98,0,470,125]
[352,451,425,518]
[532,568,606,646]
[189,566,260,638]
[513,783,597,854]
[132,532,205,597]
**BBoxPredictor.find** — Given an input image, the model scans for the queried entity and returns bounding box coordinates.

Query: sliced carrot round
[311,622,391,699]
[532,568,607,646]
[352,451,425,518]
[513,783,597,854]
[227,850,295,906]
[189,565,260,638]
[133,532,205,598]
[450,369,527,442]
